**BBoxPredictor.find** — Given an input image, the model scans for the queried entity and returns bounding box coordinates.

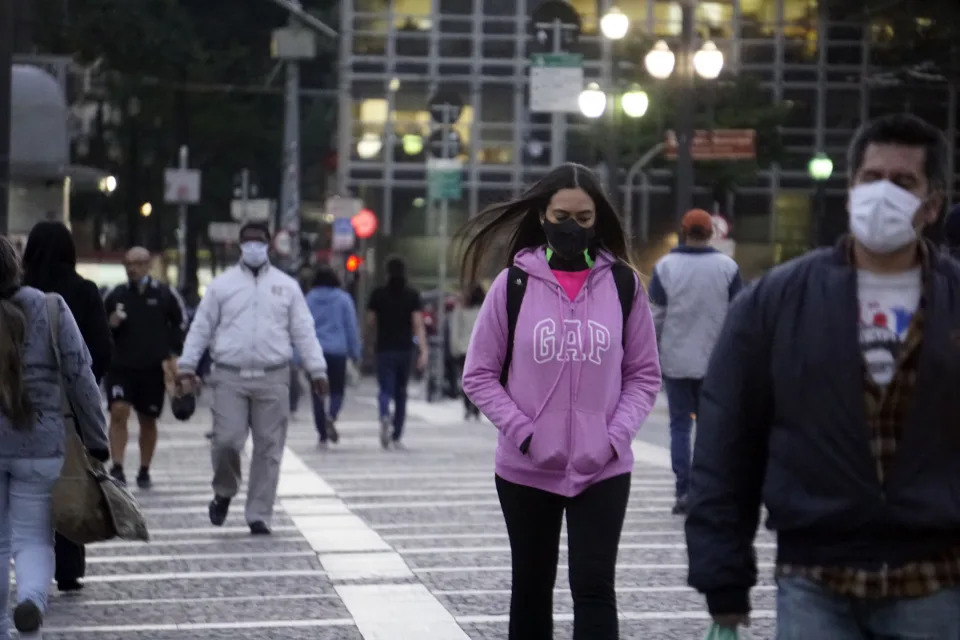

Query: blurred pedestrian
[366,257,428,449]
[177,223,327,535]
[305,265,362,448]
[22,222,112,593]
[460,163,662,640]
[449,284,485,420]
[687,114,960,635]
[0,235,109,638]
[648,208,742,515]
[103,247,186,488]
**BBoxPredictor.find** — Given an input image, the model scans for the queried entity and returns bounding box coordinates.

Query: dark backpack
[499,263,636,386]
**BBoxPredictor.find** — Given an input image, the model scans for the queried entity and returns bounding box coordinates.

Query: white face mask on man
[848,180,924,254]
[240,241,269,267]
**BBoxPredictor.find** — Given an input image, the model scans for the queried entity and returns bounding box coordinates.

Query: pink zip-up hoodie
[462,248,662,497]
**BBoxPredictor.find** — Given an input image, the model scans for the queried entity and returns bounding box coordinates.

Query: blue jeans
[776,575,960,639]
[312,355,348,441]
[377,351,412,440]
[0,457,64,635]
[663,377,701,497]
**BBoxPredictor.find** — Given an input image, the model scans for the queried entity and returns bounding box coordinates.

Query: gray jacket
[649,246,742,379]
[0,287,108,458]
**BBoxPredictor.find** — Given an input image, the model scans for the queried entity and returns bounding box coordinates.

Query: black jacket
[686,239,960,616]
[43,271,112,383]
[104,278,185,370]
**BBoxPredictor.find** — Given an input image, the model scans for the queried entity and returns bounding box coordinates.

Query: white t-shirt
[857,268,922,387]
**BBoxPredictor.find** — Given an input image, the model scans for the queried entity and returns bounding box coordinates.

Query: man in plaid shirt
[686,113,960,638]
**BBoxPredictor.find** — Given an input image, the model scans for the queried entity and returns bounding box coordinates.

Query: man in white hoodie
[177,223,327,535]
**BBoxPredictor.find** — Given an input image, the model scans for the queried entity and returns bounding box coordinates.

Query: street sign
[208,222,241,244]
[529,53,584,114]
[664,129,756,161]
[230,198,275,222]
[427,158,464,201]
[351,208,379,239]
[163,168,201,204]
[274,229,293,257]
[325,196,363,220]
[332,217,356,251]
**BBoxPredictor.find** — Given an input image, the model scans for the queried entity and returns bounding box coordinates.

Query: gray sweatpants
[208,367,289,525]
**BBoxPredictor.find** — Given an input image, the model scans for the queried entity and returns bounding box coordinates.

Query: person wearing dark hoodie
[366,257,428,449]
[22,221,113,593]
[305,265,362,448]
[460,163,662,640]
[943,203,960,260]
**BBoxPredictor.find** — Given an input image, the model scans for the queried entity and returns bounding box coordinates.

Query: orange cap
[681,208,713,233]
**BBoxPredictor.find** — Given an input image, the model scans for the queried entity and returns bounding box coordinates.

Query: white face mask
[240,241,269,267]
[848,180,924,254]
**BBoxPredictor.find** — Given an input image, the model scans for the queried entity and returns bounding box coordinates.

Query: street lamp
[599,6,629,40]
[140,202,153,217]
[621,85,650,118]
[356,133,383,159]
[645,40,676,80]
[578,82,607,118]
[98,175,118,194]
[808,152,834,181]
[402,134,424,156]
[693,40,725,79]
[809,152,833,247]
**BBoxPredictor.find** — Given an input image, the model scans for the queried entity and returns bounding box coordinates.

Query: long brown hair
[0,236,33,429]
[457,163,634,285]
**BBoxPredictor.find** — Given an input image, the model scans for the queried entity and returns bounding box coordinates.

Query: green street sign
[427,158,463,201]
[529,53,583,68]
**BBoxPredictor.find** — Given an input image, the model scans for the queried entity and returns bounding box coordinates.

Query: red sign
[664,129,756,161]
[351,208,378,239]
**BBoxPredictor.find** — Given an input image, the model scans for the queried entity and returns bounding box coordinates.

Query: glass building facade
[337,0,960,280]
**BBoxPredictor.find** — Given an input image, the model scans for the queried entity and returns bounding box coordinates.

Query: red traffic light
[351,208,378,240]
[345,254,364,272]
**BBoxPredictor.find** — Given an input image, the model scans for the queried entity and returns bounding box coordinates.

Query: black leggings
[496,473,631,640]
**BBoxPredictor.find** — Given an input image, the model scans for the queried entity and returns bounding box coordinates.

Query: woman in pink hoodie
[460,163,662,639]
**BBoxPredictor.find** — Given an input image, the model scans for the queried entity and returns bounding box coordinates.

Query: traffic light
[345,254,364,273]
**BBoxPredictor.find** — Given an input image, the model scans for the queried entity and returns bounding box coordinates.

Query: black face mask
[542,218,596,260]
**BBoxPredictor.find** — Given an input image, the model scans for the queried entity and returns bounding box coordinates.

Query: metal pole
[813,1,828,248]
[177,145,189,290]
[549,19,566,167]
[605,41,620,210]
[434,104,454,402]
[0,0,12,235]
[674,0,696,221]
[623,142,665,241]
[241,168,250,222]
[280,5,302,269]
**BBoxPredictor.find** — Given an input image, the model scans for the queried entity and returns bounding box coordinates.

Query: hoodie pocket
[527,411,570,471]
[570,410,615,475]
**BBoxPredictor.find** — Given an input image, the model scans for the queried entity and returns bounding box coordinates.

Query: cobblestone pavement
[32,383,778,639]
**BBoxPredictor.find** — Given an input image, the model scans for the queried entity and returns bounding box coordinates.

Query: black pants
[455,356,479,417]
[55,533,85,584]
[496,473,631,640]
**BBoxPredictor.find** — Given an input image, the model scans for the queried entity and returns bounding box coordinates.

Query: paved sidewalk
[34,384,778,639]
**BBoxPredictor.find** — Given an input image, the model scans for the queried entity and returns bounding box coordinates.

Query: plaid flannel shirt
[777,241,960,598]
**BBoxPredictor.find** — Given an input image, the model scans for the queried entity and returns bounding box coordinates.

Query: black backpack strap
[611,263,636,347]
[500,266,528,386]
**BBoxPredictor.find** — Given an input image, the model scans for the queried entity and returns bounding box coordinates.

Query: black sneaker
[327,420,340,444]
[136,467,152,490]
[249,521,271,535]
[13,599,42,634]
[57,579,84,593]
[110,465,126,486]
[672,494,689,516]
[208,495,231,526]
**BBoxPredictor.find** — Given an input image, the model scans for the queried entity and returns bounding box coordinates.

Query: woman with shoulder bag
[0,235,109,638]
[23,222,112,593]
[460,164,662,640]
